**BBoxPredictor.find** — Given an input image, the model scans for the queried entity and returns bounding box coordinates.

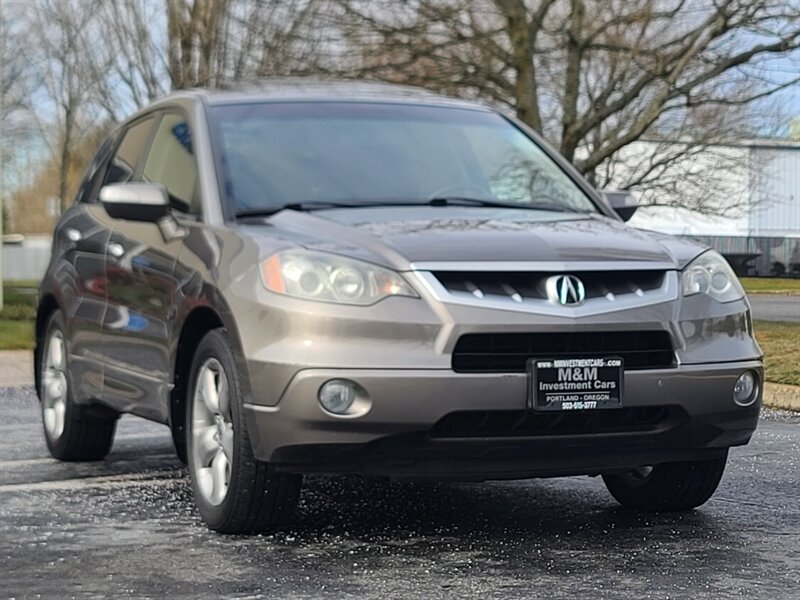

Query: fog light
[733,371,758,406]
[318,379,358,414]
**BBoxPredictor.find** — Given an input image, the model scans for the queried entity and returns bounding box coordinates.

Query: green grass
[753,320,800,387]
[0,281,38,350]
[4,280,39,288]
[0,319,34,350]
[742,277,800,295]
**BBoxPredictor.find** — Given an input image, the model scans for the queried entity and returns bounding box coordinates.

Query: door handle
[65,228,82,242]
[108,243,124,258]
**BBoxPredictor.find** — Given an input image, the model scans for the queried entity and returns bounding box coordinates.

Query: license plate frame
[529,356,624,411]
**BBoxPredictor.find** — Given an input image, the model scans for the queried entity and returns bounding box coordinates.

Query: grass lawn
[0,319,34,350]
[0,281,37,350]
[753,320,800,387]
[742,277,800,295]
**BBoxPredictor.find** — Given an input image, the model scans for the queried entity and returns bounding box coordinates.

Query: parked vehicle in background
[35,81,762,533]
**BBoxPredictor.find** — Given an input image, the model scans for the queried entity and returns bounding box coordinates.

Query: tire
[186,328,302,533]
[171,422,188,465]
[39,311,117,461]
[602,451,728,512]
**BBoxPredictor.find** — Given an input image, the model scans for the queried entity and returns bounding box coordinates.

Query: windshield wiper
[427,196,581,212]
[235,201,365,218]
[235,197,584,219]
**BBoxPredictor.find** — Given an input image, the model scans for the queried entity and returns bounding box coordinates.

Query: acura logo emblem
[546,275,586,306]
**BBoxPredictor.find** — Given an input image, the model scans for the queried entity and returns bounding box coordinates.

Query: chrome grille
[433,270,665,304]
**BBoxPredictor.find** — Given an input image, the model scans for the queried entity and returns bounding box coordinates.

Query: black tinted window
[103,116,156,186]
[141,112,199,214]
[75,137,113,204]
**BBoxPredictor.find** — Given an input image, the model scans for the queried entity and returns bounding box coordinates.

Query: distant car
[35,81,762,533]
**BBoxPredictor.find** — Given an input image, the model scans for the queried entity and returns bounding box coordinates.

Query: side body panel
[97,100,233,424]
[42,138,116,401]
[101,223,181,421]
[52,204,112,401]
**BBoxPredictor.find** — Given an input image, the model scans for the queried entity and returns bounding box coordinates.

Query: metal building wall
[1,237,52,281]
[684,235,800,276]
[749,146,800,237]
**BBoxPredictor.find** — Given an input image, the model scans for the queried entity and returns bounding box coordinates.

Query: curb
[763,382,800,412]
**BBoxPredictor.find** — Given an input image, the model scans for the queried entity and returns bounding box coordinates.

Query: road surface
[1,386,798,599]
[748,294,800,322]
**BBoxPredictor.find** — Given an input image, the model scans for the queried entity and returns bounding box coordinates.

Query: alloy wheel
[42,330,68,440]
[191,358,234,506]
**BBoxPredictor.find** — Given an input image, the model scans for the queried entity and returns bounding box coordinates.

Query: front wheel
[186,329,301,533]
[602,452,728,512]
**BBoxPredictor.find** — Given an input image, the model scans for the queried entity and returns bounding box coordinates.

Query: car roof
[173,79,494,112]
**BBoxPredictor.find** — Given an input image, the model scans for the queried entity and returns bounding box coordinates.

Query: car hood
[240,206,707,270]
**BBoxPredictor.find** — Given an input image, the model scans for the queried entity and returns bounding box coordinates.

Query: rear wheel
[39,311,117,461]
[186,329,301,533]
[602,452,728,512]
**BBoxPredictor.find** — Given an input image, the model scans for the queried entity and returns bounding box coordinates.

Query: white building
[612,139,800,275]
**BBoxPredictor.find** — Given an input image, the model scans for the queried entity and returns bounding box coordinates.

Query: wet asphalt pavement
[1,386,799,599]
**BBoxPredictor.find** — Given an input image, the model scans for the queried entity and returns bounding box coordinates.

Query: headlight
[681,251,745,303]
[260,249,418,305]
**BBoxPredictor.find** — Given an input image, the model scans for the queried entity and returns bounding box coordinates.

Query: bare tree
[0,3,30,123]
[166,0,231,89]
[1,1,39,194]
[90,0,169,119]
[2,0,348,239]
[253,0,333,78]
[28,0,113,211]
[333,0,800,212]
[8,0,797,223]
[166,0,336,89]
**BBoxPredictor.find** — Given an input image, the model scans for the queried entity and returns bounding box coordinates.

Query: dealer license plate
[529,357,623,411]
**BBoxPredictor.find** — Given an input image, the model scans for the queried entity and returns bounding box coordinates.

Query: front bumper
[244,360,762,479]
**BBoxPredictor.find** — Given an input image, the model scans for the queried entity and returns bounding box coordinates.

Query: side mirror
[100,183,169,222]
[602,190,638,222]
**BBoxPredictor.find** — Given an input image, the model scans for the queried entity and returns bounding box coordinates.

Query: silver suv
[35,82,762,533]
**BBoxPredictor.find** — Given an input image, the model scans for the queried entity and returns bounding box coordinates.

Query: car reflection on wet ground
[1,386,798,599]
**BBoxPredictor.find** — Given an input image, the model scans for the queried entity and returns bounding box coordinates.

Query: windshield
[211,102,598,214]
